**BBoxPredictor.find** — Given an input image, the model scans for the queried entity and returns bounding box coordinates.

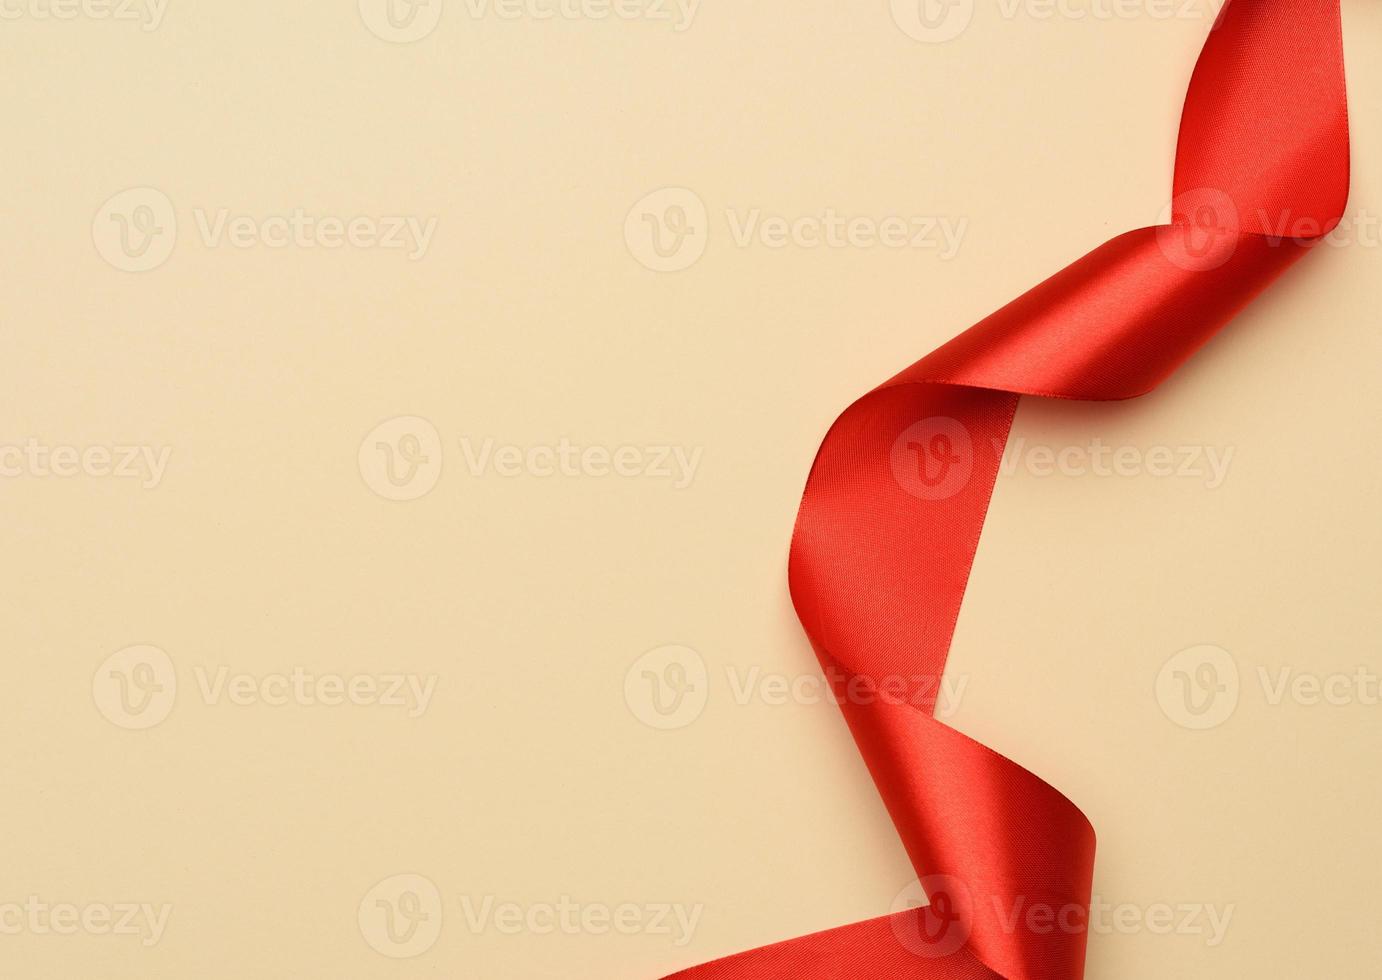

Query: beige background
[2,1,1380,977]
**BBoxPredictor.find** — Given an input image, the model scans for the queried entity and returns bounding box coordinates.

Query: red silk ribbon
[663,2,1351,978]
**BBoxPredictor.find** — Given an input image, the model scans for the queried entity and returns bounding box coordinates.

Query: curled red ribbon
[663,1,1351,977]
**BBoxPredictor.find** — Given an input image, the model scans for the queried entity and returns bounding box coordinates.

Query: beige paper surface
[2,2,1380,977]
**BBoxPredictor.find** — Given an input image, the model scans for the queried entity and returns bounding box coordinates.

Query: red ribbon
[663,2,1351,978]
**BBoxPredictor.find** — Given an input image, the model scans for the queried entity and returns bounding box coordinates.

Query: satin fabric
[661,1,1350,978]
